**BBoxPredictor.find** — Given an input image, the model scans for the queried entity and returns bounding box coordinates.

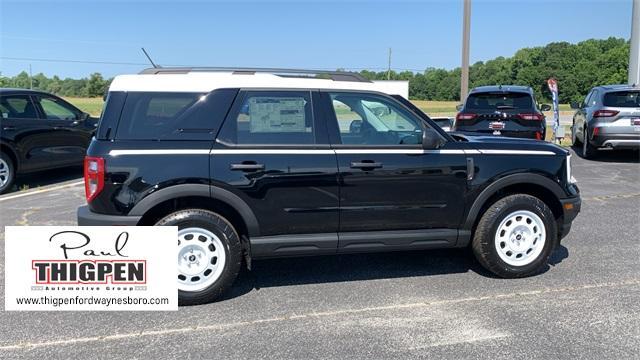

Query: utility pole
[29,64,33,89]
[460,0,472,102]
[387,47,392,80]
[629,0,640,85]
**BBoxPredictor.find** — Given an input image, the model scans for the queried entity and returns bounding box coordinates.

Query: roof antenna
[141,47,160,68]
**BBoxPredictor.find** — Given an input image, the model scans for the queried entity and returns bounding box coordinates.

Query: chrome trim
[109,149,559,156]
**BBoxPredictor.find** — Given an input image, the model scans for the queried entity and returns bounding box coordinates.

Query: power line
[0,56,427,74]
[1,56,157,66]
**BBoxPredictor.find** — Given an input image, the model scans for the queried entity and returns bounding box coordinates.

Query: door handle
[2,126,16,131]
[350,161,383,169]
[230,163,265,171]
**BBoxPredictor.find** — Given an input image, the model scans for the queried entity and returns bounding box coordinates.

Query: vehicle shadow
[7,166,83,194]
[221,244,570,301]
[570,146,640,163]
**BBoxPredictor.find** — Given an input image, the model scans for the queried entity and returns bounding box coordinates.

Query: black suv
[0,88,98,193]
[454,85,550,140]
[77,68,581,305]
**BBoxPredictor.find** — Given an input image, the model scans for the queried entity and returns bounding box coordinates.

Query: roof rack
[138,67,371,82]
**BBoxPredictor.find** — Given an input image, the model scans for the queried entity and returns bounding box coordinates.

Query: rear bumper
[453,128,543,139]
[77,205,141,226]
[558,196,581,241]
[592,133,640,148]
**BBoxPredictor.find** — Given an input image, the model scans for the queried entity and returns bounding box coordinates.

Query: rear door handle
[350,161,383,169]
[230,163,265,171]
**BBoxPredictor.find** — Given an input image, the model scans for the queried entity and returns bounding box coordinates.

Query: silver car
[571,85,640,158]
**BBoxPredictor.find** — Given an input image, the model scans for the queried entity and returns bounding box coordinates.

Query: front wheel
[472,194,558,278]
[156,209,242,305]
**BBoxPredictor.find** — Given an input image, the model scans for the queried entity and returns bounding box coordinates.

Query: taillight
[517,113,545,121]
[535,131,542,140]
[456,113,477,121]
[84,156,104,203]
[593,127,600,137]
[593,110,619,118]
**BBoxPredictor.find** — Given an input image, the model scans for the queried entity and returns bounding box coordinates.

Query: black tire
[0,152,16,194]
[581,126,596,159]
[571,123,581,146]
[156,209,242,305]
[472,194,558,278]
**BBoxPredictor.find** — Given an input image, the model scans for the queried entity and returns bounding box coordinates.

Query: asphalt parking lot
[0,148,638,359]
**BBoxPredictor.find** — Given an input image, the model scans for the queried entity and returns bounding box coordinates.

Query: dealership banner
[4,226,178,311]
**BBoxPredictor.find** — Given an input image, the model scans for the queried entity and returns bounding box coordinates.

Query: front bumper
[77,205,141,226]
[558,196,581,241]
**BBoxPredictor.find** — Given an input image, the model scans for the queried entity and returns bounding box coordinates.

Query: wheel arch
[132,184,260,237]
[462,173,566,243]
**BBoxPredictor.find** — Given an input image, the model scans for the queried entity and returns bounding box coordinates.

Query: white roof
[109,72,394,94]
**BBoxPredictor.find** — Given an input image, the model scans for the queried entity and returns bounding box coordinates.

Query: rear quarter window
[603,91,640,108]
[114,89,238,140]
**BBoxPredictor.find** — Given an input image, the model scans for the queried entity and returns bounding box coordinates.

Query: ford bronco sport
[77,68,581,305]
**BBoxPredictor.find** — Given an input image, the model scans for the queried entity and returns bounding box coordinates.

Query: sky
[0,0,634,78]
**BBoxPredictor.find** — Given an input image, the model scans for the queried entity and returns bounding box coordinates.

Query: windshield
[603,91,640,108]
[465,92,533,111]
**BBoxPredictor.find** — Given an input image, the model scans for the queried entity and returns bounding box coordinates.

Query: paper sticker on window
[249,97,306,133]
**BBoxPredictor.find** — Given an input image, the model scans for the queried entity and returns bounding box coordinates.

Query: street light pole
[460,0,472,102]
[629,0,640,85]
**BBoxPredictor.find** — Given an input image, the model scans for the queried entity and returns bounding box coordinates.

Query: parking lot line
[0,181,84,202]
[1,278,638,351]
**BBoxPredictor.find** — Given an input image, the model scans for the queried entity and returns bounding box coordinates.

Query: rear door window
[603,91,640,108]
[465,92,533,111]
[218,91,315,145]
[0,95,39,119]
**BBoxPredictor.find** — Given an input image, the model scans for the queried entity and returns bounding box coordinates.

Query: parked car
[77,68,581,305]
[431,117,454,132]
[454,85,550,140]
[0,89,98,193]
[571,85,640,158]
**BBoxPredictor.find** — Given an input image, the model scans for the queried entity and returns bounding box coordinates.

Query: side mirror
[455,104,464,111]
[77,112,90,121]
[349,120,363,134]
[540,104,551,111]
[422,128,444,149]
[570,102,580,109]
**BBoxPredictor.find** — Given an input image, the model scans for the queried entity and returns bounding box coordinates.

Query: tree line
[356,37,629,104]
[0,72,110,98]
[0,37,629,103]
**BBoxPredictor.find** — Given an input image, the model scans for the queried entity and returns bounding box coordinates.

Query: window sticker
[249,97,306,133]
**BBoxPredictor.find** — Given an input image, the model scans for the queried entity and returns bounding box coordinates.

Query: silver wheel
[494,210,546,266]
[0,158,11,189]
[177,227,226,292]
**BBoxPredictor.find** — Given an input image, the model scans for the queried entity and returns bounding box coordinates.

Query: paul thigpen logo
[32,231,146,285]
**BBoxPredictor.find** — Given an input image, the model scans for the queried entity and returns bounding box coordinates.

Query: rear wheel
[155,209,242,305]
[582,126,596,159]
[472,194,558,278]
[571,122,581,146]
[0,153,15,194]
